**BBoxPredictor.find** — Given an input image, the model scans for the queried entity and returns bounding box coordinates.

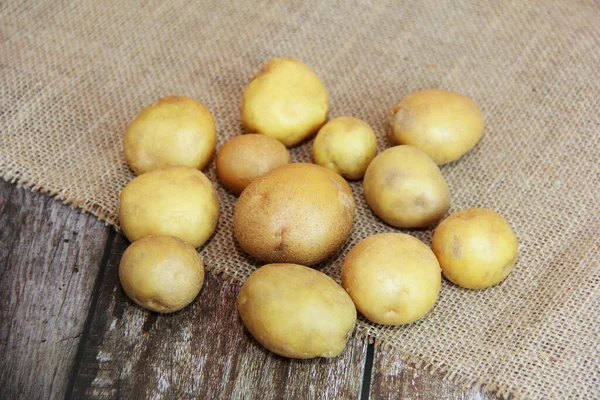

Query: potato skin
[119,166,219,248]
[389,89,484,165]
[237,263,357,358]
[241,58,329,147]
[363,145,450,228]
[342,233,441,325]
[216,134,290,195]
[432,208,518,289]
[124,96,216,175]
[119,235,205,313]
[233,163,355,266]
[313,116,378,180]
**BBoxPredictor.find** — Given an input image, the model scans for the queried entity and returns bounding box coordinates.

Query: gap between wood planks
[65,228,116,399]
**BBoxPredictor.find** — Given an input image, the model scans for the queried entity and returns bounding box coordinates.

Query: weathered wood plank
[0,180,111,400]
[71,233,369,399]
[369,349,494,400]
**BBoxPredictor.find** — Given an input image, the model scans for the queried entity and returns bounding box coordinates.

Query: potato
[124,96,216,175]
[341,233,441,325]
[389,89,484,165]
[313,116,377,180]
[237,263,356,358]
[119,166,219,248]
[216,134,291,195]
[241,58,329,147]
[234,163,355,266]
[363,145,450,228]
[119,235,205,313]
[432,208,518,289]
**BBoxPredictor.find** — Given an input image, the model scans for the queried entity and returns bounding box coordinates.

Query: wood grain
[71,233,369,399]
[0,180,111,399]
[369,349,493,400]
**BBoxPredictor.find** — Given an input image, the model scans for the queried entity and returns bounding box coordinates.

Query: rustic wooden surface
[70,233,369,399]
[0,180,493,399]
[0,180,111,399]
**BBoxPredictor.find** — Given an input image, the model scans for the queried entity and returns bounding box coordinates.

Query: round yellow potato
[216,134,291,195]
[363,145,450,228]
[237,263,357,358]
[124,95,216,175]
[241,58,329,147]
[432,208,518,289]
[234,163,355,266]
[119,166,219,248]
[119,235,205,313]
[341,233,441,325]
[313,116,378,180]
[389,89,484,165]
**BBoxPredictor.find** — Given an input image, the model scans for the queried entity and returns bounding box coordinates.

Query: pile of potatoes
[117,57,518,359]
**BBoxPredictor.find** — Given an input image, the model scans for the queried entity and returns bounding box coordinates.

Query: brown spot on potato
[451,236,462,259]
[274,226,288,252]
[415,194,428,207]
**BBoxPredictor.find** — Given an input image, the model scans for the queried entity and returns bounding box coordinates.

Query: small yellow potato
[216,134,291,195]
[241,58,329,147]
[363,145,450,228]
[237,263,357,358]
[341,233,441,325]
[389,89,484,165]
[119,166,219,248]
[124,95,216,175]
[234,163,355,266]
[313,116,377,180]
[432,208,518,289]
[119,235,205,313]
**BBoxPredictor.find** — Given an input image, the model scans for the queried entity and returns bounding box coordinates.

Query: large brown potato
[233,163,355,266]
[237,263,357,358]
[432,208,518,289]
[216,134,290,195]
[241,58,329,147]
[363,145,450,228]
[124,96,216,175]
[119,166,219,248]
[119,235,205,313]
[342,233,441,325]
[389,89,484,165]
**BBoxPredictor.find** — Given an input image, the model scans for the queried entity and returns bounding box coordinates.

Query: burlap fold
[1,1,599,398]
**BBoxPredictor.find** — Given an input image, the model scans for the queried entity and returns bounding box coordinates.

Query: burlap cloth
[2,1,599,398]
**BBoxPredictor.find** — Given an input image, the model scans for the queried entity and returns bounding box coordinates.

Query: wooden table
[0,179,493,399]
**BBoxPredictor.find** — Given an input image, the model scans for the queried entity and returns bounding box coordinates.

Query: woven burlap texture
[2,1,599,398]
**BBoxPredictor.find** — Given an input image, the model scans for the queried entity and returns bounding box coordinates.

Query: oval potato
[241,58,329,147]
[237,263,357,358]
[432,208,518,289]
[124,96,216,175]
[234,163,355,266]
[342,233,441,325]
[313,116,377,180]
[216,134,290,195]
[363,145,450,228]
[389,89,484,165]
[119,235,205,313]
[119,166,219,248]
